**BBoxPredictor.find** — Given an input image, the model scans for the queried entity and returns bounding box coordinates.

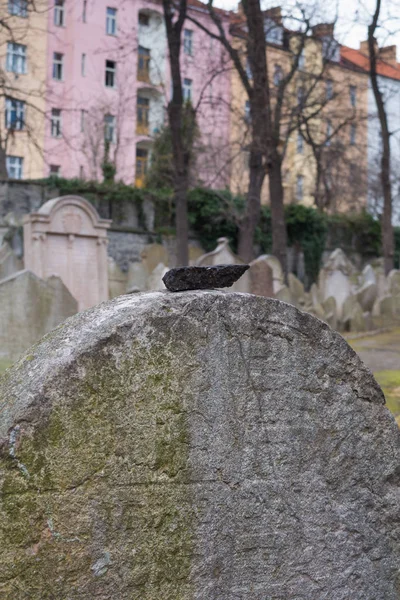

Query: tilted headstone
[23,195,111,311]
[0,243,23,280]
[0,292,399,599]
[249,255,273,297]
[197,237,250,293]
[0,269,77,362]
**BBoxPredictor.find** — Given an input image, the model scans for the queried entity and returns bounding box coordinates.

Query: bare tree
[188,1,331,270]
[162,0,196,266]
[368,0,395,274]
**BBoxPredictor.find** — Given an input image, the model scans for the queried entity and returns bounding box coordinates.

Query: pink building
[45,0,232,188]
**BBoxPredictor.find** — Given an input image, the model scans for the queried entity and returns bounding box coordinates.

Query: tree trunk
[175,172,189,266]
[268,153,287,276]
[381,148,394,274]
[0,146,8,179]
[163,0,189,266]
[237,151,265,262]
[368,0,394,274]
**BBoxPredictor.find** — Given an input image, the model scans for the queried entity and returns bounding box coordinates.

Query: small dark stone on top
[162,264,250,292]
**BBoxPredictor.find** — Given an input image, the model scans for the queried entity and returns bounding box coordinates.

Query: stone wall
[0,291,398,599]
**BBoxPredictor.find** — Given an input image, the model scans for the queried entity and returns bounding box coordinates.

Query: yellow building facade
[0,0,48,179]
[229,14,369,213]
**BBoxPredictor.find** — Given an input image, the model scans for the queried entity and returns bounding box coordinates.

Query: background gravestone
[23,195,111,311]
[0,291,399,600]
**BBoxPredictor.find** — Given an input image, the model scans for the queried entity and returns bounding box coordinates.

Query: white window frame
[8,0,28,17]
[51,108,62,138]
[54,0,65,27]
[53,52,64,80]
[105,60,116,88]
[104,114,116,143]
[106,7,117,35]
[183,78,192,101]
[6,42,27,74]
[5,97,25,130]
[183,29,193,56]
[6,156,23,179]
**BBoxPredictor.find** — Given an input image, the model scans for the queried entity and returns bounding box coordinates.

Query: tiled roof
[341,46,400,81]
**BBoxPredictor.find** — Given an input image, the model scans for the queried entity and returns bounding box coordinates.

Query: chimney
[264,6,282,25]
[312,23,334,38]
[380,45,397,66]
[360,39,378,56]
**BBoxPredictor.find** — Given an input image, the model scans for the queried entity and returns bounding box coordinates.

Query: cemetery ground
[348,327,400,422]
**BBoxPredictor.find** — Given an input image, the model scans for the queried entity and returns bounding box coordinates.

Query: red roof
[341,46,400,81]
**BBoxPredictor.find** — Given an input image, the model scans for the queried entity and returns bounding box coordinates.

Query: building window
[6,156,23,179]
[139,12,149,26]
[326,120,332,145]
[81,53,86,76]
[183,78,192,101]
[135,147,148,188]
[298,49,305,70]
[137,96,150,135]
[138,46,150,82]
[51,108,62,137]
[82,0,87,22]
[80,109,86,132]
[104,114,116,142]
[296,174,303,200]
[106,7,117,35]
[54,0,65,26]
[53,52,64,80]
[264,17,283,45]
[8,0,28,17]
[245,58,252,80]
[184,29,193,56]
[5,97,25,130]
[297,86,304,107]
[273,64,283,86]
[244,100,251,123]
[105,60,116,87]
[6,42,27,74]
[350,123,356,145]
[297,131,303,154]
[350,85,356,107]
[50,165,60,176]
[326,79,333,100]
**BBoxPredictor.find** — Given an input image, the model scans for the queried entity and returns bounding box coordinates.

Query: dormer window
[264,17,283,45]
[322,36,340,62]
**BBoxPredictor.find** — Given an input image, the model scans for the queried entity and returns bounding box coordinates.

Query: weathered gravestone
[0,291,399,599]
[24,195,111,311]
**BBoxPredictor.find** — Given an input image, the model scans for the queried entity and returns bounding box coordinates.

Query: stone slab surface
[0,291,399,600]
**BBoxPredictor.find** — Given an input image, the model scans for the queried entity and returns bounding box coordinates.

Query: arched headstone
[23,195,111,311]
[0,292,399,599]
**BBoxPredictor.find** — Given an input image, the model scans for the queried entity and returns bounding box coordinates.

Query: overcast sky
[208,0,400,54]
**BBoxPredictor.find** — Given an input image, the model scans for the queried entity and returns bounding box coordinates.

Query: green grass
[373,370,400,419]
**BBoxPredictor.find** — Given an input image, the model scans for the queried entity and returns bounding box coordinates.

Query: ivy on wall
[31,178,387,283]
